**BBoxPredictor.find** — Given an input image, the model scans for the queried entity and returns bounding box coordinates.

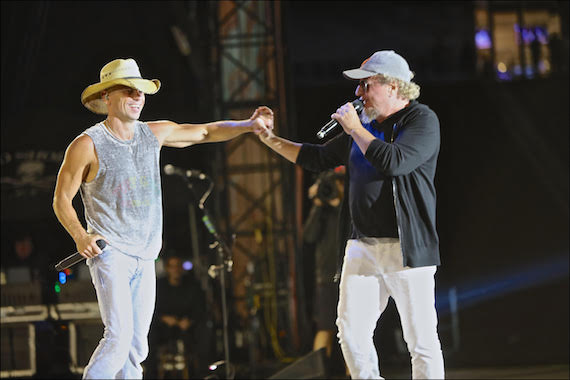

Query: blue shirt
[348,120,398,239]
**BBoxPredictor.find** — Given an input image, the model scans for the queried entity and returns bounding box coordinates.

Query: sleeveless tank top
[79,121,162,260]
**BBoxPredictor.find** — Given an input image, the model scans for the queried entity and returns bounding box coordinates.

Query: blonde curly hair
[373,73,420,100]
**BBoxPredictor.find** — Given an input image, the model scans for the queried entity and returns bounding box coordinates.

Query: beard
[359,106,380,125]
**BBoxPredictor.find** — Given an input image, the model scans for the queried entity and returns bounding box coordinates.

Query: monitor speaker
[69,319,104,374]
[0,323,36,377]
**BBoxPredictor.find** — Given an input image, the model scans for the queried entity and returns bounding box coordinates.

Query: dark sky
[0,1,474,121]
[284,1,474,72]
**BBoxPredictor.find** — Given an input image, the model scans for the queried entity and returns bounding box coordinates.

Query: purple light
[523,28,535,44]
[182,260,193,271]
[515,24,544,45]
[534,27,548,44]
[513,65,523,76]
[475,29,492,50]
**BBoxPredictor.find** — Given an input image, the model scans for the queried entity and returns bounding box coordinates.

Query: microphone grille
[353,99,364,113]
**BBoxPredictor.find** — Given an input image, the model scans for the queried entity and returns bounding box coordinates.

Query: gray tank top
[79,121,162,260]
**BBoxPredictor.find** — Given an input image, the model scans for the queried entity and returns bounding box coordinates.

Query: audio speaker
[1,281,42,306]
[68,319,104,374]
[269,348,326,379]
[0,323,36,377]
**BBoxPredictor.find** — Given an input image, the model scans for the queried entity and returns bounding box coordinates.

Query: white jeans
[336,238,444,379]
[83,247,156,379]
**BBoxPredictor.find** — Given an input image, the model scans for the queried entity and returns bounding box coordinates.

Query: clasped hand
[252,102,362,138]
[250,106,274,135]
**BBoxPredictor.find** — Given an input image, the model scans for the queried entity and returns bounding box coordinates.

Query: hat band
[103,75,143,81]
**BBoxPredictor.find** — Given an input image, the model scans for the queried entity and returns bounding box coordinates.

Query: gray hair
[373,74,420,100]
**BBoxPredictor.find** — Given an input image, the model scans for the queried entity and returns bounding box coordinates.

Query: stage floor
[329,364,570,379]
[443,364,569,379]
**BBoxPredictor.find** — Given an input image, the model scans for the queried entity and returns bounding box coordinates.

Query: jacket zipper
[390,123,405,266]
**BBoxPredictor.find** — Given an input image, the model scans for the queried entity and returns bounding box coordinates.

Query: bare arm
[258,129,302,163]
[53,135,105,258]
[254,107,302,163]
[149,106,274,148]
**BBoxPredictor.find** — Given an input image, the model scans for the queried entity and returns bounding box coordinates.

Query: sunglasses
[359,80,372,93]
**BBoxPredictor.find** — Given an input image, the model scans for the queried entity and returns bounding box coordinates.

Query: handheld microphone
[163,164,208,180]
[316,99,364,139]
[54,239,107,271]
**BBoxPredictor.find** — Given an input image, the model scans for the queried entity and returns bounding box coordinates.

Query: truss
[210,0,300,361]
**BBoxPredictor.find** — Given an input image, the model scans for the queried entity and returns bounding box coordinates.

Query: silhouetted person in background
[4,232,40,283]
[548,33,563,75]
[530,29,542,76]
[303,167,345,372]
[146,255,208,379]
[3,230,49,291]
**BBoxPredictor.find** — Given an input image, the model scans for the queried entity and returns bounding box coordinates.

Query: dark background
[1,0,568,377]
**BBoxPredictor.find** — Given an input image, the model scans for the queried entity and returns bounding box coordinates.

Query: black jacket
[296,100,441,280]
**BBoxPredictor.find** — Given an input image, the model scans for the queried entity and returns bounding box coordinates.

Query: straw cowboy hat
[81,58,161,114]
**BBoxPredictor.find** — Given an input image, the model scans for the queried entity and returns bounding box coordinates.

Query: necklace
[103,119,135,154]
[103,119,134,141]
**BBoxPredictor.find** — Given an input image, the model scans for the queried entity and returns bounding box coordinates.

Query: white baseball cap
[343,50,413,83]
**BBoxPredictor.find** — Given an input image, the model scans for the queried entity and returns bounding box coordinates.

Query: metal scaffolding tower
[209,0,300,364]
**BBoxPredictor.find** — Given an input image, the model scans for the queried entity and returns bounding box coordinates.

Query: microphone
[316,99,364,139]
[54,239,107,271]
[163,164,208,180]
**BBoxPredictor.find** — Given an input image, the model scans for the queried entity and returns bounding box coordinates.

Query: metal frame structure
[209,0,300,363]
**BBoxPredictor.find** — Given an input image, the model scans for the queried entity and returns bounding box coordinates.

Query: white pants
[83,247,156,379]
[336,238,444,379]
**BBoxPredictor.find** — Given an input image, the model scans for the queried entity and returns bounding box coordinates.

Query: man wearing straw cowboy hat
[53,58,273,379]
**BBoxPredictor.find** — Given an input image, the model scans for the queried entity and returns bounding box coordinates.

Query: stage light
[475,29,492,50]
[436,254,568,315]
[497,62,507,73]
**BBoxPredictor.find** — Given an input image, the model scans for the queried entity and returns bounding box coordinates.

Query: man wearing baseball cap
[258,50,444,379]
[53,58,273,379]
